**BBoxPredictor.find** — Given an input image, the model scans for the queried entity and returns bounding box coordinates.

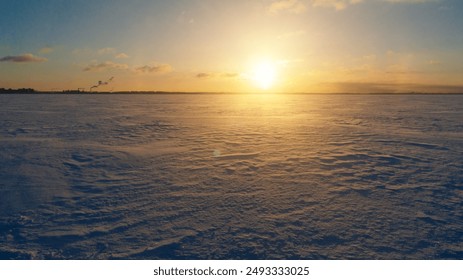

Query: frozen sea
[1,93,462,259]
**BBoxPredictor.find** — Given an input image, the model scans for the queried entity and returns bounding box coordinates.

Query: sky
[1,0,463,93]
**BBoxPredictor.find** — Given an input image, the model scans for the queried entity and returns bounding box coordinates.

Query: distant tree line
[0,88,36,93]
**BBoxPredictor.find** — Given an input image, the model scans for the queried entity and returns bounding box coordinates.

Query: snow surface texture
[0,94,462,259]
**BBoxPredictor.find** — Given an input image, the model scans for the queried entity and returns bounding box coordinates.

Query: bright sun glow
[252,61,277,90]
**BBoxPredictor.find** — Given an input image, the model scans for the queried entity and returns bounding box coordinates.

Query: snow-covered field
[1,93,462,259]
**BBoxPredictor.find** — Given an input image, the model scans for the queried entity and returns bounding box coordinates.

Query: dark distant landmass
[0,88,36,93]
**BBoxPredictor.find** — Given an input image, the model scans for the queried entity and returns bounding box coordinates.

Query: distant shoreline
[1,91,463,95]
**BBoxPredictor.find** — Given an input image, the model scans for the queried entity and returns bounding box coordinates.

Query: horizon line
[1,89,463,95]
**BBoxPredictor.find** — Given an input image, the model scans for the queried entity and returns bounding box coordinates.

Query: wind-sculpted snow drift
[0,94,462,259]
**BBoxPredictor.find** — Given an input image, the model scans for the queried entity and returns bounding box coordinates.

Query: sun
[252,61,277,90]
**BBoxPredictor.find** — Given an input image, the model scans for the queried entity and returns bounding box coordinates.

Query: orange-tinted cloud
[135,64,173,74]
[83,61,128,72]
[196,72,239,79]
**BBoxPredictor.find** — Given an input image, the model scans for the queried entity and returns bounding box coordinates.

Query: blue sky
[1,0,463,92]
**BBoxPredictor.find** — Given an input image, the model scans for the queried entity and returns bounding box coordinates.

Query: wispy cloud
[39,47,53,54]
[83,59,172,74]
[384,0,437,3]
[83,61,129,72]
[98,47,116,55]
[73,47,129,60]
[268,0,363,13]
[115,53,129,59]
[427,60,441,66]
[99,47,132,60]
[196,73,212,79]
[312,0,363,11]
[268,0,435,13]
[221,73,239,78]
[0,53,47,63]
[135,64,173,74]
[177,11,195,25]
[196,72,239,79]
[268,0,306,15]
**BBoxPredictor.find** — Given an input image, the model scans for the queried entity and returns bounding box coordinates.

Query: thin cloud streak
[134,64,173,74]
[83,61,129,72]
[0,53,47,63]
[196,72,239,79]
[268,0,438,13]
